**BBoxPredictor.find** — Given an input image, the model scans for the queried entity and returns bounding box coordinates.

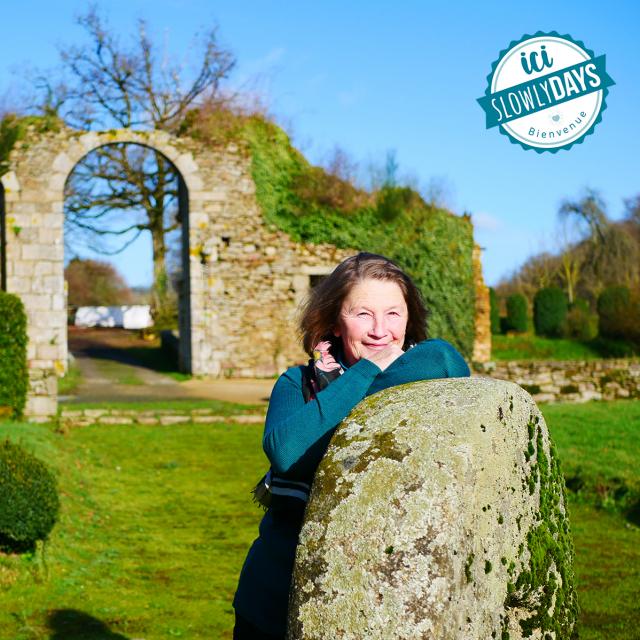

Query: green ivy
[0,113,62,177]
[239,117,476,358]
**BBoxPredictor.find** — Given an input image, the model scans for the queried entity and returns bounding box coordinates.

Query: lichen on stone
[288,378,577,640]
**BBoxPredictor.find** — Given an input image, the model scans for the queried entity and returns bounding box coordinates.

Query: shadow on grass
[80,344,170,370]
[625,499,640,527]
[47,609,131,639]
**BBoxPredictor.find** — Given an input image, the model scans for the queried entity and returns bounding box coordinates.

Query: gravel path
[64,327,273,405]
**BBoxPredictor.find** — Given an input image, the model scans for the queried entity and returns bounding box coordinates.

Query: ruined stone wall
[1,127,353,417]
[476,358,640,403]
[471,244,491,364]
[2,126,488,418]
[185,140,352,377]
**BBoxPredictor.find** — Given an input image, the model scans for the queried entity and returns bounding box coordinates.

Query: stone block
[159,415,191,425]
[25,395,57,419]
[84,409,108,418]
[34,261,55,276]
[52,152,73,174]
[38,226,62,245]
[37,344,63,361]
[52,294,66,311]
[22,244,63,261]
[192,415,227,424]
[61,410,83,418]
[20,293,52,311]
[99,416,134,425]
[289,378,577,640]
[533,393,556,403]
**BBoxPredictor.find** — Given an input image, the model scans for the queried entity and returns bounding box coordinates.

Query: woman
[233,252,470,639]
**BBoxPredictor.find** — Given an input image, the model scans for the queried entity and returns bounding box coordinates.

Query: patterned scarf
[302,340,345,402]
[252,340,344,509]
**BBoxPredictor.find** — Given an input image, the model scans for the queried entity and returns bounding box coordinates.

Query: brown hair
[299,252,428,355]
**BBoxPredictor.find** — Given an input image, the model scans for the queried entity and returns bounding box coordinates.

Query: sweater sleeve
[263,358,381,477]
[366,338,470,397]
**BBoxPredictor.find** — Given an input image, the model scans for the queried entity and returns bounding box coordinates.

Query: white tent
[74,305,153,329]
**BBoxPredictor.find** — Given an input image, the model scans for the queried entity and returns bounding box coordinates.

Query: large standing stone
[288,377,577,640]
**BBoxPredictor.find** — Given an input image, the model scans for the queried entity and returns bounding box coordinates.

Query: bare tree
[34,8,236,325]
[624,195,640,240]
[554,218,584,304]
[43,8,235,131]
[559,188,609,245]
[558,189,611,296]
[64,143,180,317]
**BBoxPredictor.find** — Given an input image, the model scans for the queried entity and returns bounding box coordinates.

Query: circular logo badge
[477,32,614,152]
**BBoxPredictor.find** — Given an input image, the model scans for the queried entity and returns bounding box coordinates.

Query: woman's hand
[365,343,404,371]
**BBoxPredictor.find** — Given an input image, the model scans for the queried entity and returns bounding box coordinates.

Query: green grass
[92,359,144,385]
[569,503,640,640]
[542,401,640,512]
[60,398,264,415]
[120,345,192,382]
[492,334,638,361]
[492,334,601,361]
[0,400,637,639]
[57,361,83,395]
[0,418,267,639]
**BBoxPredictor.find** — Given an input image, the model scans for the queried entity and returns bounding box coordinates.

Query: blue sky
[1,1,638,286]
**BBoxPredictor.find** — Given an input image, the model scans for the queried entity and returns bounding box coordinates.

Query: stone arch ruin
[1,126,490,419]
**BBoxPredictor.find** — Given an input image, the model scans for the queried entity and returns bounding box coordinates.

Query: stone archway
[64,139,193,375]
[1,127,357,418]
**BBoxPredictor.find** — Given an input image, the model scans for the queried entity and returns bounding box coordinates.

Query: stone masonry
[476,358,640,403]
[471,244,491,364]
[1,126,490,419]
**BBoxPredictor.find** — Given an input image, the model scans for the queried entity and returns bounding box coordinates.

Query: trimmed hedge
[534,287,568,337]
[505,293,529,333]
[0,439,60,552]
[489,287,501,334]
[0,292,28,419]
[597,286,631,340]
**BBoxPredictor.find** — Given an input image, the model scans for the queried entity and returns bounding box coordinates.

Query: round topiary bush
[534,287,568,337]
[505,293,529,333]
[597,286,631,339]
[0,440,60,552]
[489,287,501,335]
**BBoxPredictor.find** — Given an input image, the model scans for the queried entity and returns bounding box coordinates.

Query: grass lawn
[542,401,640,512]
[492,334,638,361]
[92,359,145,386]
[0,419,266,639]
[58,362,83,396]
[119,345,192,382]
[0,400,638,638]
[542,402,640,640]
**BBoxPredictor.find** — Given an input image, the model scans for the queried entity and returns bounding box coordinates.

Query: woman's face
[333,278,409,366]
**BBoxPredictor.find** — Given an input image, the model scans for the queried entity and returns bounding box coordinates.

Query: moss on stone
[0,113,62,177]
[505,413,578,638]
[464,553,475,583]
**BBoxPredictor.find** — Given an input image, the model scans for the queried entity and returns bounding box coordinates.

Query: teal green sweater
[233,339,470,636]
